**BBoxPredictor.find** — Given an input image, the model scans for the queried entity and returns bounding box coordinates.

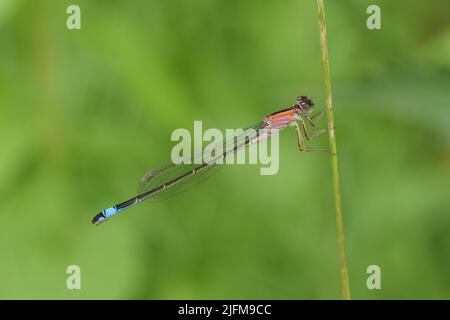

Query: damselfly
[92,96,327,225]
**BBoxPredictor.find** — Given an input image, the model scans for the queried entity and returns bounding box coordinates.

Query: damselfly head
[294,96,314,114]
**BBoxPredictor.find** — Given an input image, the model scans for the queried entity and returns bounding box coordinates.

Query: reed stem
[315,0,351,300]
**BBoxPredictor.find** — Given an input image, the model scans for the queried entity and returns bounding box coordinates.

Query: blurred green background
[0,0,449,299]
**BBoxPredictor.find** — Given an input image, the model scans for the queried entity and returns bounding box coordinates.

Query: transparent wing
[137,162,220,201]
[137,121,267,201]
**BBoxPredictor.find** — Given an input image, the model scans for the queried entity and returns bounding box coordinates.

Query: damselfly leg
[292,118,329,152]
[305,111,324,127]
[297,116,327,141]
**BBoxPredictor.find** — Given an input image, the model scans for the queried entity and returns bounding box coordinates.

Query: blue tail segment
[91,206,118,225]
[92,197,139,225]
[104,206,119,218]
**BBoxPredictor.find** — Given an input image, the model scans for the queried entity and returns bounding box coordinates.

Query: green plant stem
[315,0,351,300]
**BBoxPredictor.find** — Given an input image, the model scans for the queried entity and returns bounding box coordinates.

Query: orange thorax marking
[266,109,297,125]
